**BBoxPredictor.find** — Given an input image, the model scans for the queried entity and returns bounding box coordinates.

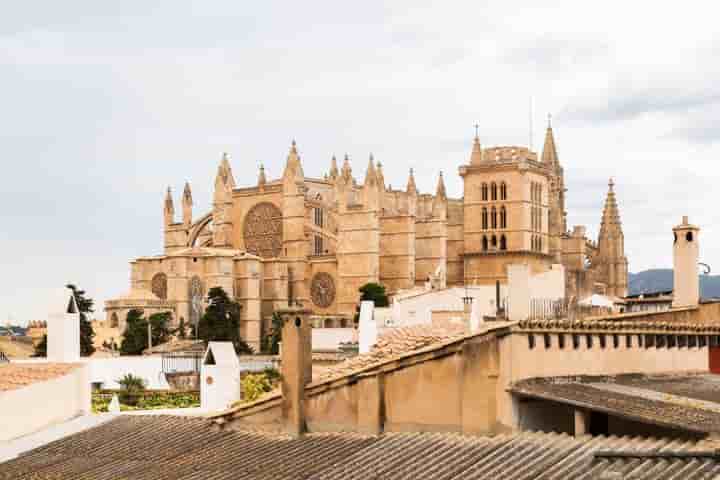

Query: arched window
[500,182,507,200]
[491,182,498,200]
[491,235,497,248]
[482,236,488,251]
[481,183,488,201]
[482,208,488,230]
[500,235,507,251]
[491,207,497,229]
[500,206,507,229]
[538,236,542,252]
[110,313,119,328]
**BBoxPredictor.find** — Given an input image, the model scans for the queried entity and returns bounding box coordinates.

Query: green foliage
[67,284,96,357]
[119,310,172,355]
[32,334,47,357]
[262,367,281,383]
[198,287,254,354]
[116,373,147,406]
[358,282,389,307]
[242,373,273,402]
[262,312,283,354]
[92,390,199,413]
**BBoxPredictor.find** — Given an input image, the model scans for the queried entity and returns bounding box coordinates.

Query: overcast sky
[2,1,719,325]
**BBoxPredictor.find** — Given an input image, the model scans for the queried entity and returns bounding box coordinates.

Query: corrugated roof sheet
[2,415,720,479]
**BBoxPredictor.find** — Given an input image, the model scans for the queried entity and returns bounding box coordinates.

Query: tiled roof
[315,324,470,382]
[3,415,720,479]
[0,363,80,392]
[142,339,206,355]
[510,374,720,435]
[516,317,720,333]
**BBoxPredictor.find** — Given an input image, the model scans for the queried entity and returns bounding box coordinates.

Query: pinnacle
[407,167,417,194]
[258,164,267,185]
[470,135,483,165]
[541,121,559,166]
[436,171,447,198]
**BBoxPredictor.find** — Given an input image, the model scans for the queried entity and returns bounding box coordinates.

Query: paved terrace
[3,415,720,479]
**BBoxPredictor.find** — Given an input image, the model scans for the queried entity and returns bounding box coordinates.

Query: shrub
[242,373,274,402]
[117,373,146,406]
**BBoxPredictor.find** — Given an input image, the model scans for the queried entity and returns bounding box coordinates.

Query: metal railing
[0,351,9,363]
[161,352,202,374]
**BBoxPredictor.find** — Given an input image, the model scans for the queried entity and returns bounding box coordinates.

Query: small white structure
[47,287,81,362]
[673,216,700,308]
[358,301,378,354]
[200,342,240,411]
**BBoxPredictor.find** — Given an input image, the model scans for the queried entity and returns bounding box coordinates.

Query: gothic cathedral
[105,124,629,350]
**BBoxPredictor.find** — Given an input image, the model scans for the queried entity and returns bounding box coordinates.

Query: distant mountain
[628,269,720,299]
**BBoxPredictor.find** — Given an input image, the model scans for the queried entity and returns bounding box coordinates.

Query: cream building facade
[105,124,628,350]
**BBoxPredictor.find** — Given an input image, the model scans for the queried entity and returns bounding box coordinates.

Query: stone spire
[329,155,339,180]
[364,154,378,186]
[406,168,417,194]
[258,164,267,186]
[283,140,305,180]
[599,178,622,236]
[376,158,385,191]
[164,187,174,225]
[182,182,193,226]
[470,134,483,165]
[432,172,448,220]
[597,178,628,297]
[541,117,559,167]
[341,154,353,183]
[220,152,236,188]
[435,171,447,200]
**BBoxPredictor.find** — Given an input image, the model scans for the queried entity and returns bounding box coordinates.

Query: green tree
[262,312,283,354]
[32,334,47,357]
[197,287,253,354]
[120,310,172,355]
[120,309,147,355]
[358,282,389,307]
[66,284,96,356]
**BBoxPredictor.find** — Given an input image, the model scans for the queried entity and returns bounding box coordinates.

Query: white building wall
[390,286,506,327]
[312,328,355,351]
[86,357,170,389]
[0,365,90,441]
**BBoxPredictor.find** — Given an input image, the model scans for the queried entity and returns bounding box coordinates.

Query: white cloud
[2,0,720,324]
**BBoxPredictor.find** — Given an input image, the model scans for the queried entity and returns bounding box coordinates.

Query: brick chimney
[276,306,312,436]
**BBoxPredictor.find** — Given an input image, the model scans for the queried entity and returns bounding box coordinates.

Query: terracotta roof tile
[0,363,81,392]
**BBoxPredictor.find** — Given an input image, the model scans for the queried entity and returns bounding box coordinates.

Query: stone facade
[105,123,628,348]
